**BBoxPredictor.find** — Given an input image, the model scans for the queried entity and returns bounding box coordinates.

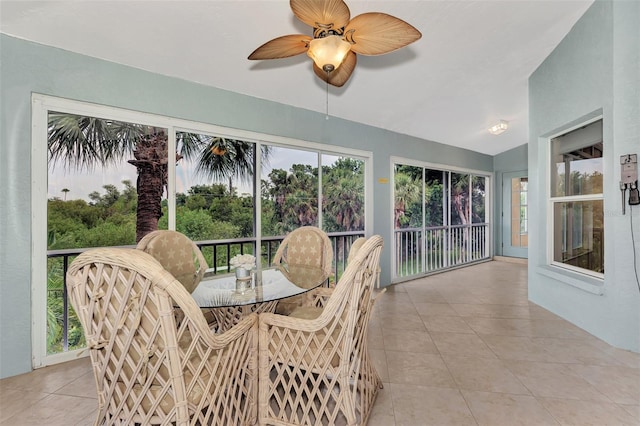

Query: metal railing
[46,231,364,355]
[394,223,489,278]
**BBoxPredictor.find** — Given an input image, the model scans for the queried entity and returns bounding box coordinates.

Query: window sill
[536,265,604,295]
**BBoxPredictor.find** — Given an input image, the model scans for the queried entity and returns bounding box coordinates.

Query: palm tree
[450,173,470,226]
[48,112,269,241]
[394,172,421,229]
[61,188,70,200]
[322,158,364,232]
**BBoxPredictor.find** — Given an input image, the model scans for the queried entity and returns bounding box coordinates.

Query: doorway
[502,171,528,258]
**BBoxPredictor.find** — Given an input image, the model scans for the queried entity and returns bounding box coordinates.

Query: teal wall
[0,34,493,378]
[528,0,640,351]
[493,144,528,256]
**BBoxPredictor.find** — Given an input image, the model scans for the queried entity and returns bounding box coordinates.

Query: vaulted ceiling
[1,0,594,155]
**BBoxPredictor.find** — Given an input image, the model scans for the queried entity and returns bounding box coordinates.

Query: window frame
[546,116,604,280]
[390,156,492,281]
[32,94,372,368]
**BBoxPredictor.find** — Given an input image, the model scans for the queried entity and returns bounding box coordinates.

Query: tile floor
[1,260,639,425]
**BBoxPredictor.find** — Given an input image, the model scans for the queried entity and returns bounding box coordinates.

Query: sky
[48,145,342,202]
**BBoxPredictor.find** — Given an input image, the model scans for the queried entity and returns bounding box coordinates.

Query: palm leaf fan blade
[344,13,422,56]
[313,50,356,87]
[248,34,313,60]
[290,0,350,31]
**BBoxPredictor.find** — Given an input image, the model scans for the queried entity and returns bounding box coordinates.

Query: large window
[549,119,604,276]
[34,95,370,367]
[393,161,490,279]
[47,113,169,355]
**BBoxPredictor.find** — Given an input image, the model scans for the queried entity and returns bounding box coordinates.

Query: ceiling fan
[248,0,422,87]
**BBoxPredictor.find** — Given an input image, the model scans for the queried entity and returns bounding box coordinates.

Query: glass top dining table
[191,265,328,332]
[191,265,328,309]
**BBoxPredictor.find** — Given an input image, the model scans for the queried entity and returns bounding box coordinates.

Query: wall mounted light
[488,120,509,135]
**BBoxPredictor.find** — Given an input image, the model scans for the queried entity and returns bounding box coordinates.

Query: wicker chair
[66,248,258,426]
[258,235,384,426]
[347,237,367,265]
[136,230,208,293]
[273,226,333,315]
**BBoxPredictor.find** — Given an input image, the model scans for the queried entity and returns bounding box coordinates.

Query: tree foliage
[48,156,366,249]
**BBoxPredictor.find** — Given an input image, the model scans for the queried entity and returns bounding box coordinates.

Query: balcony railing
[394,223,489,278]
[45,231,364,355]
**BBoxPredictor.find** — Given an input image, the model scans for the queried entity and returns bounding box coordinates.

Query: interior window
[549,119,604,275]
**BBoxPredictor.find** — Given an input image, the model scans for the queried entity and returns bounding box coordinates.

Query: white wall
[528,0,640,351]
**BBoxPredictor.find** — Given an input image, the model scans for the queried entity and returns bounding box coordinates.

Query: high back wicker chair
[347,237,367,265]
[136,230,208,293]
[66,247,258,426]
[273,226,333,277]
[272,226,333,315]
[258,235,384,426]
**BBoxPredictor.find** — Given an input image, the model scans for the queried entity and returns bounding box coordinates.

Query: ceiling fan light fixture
[488,120,509,135]
[307,35,351,73]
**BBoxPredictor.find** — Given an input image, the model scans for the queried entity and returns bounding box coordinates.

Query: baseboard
[493,255,528,265]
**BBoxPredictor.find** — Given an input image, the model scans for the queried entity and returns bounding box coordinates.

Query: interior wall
[493,144,528,256]
[528,0,640,351]
[0,34,493,378]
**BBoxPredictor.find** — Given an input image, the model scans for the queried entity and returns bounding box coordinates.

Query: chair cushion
[283,228,326,269]
[288,306,323,320]
[140,231,204,293]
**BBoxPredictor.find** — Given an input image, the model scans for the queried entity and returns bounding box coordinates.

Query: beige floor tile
[0,358,91,394]
[567,363,640,405]
[367,321,385,350]
[465,317,534,337]
[423,315,475,334]
[382,328,439,354]
[0,388,49,422]
[54,371,97,399]
[540,397,639,425]
[462,390,559,426]
[403,288,448,304]
[369,348,390,383]
[587,341,640,369]
[366,383,395,426]
[431,332,498,358]
[74,410,98,426]
[375,290,412,305]
[413,302,459,316]
[444,355,530,394]
[384,285,408,294]
[527,304,564,320]
[537,337,630,367]
[0,393,96,426]
[504,360,613,402]
[385,351,457,388]
[389,383,476,426]
[437,290,488,305]
[451,303,534,319]
[480,335,557,362]
[619,404,640,419]
[526,319,593,339]
[374,301,417,315]
[377,312,427,332]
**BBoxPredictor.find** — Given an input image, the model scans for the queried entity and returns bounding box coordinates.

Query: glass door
[502,171,528,258]
[393,162,490,279]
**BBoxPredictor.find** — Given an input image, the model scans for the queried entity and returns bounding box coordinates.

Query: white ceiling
[1,0,594,156]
